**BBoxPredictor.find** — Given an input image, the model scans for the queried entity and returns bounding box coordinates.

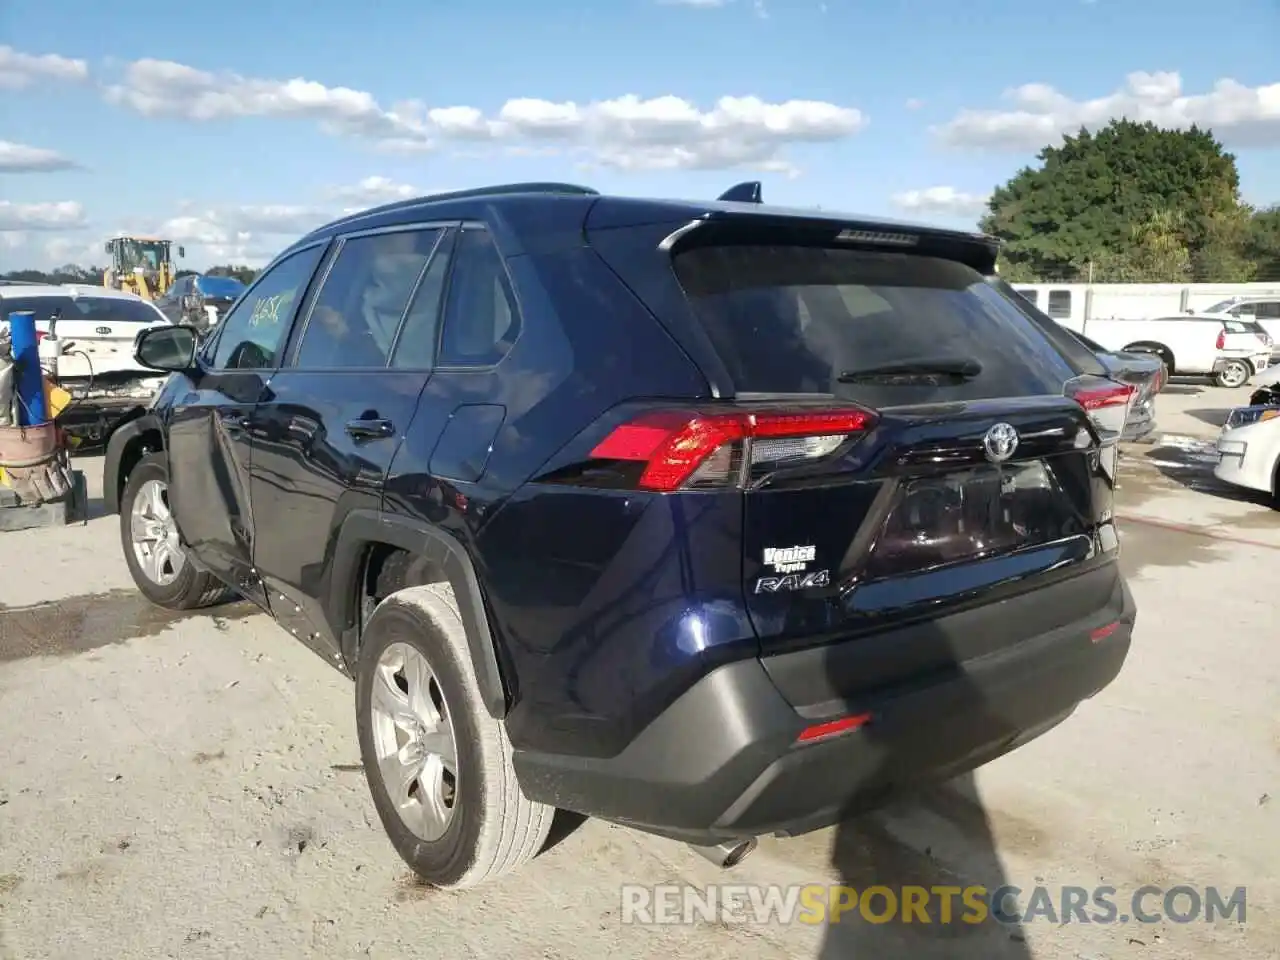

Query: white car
[1198,296,1280,354]
[1081,314,1269,388]
[0,283,171,379]
[1214,364,1280,498]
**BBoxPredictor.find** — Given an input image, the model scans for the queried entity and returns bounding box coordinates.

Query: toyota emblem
[983,422,1019,463]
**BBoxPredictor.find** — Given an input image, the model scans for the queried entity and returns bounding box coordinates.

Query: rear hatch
[587,219,1133,662]
[1221,319,1270,365]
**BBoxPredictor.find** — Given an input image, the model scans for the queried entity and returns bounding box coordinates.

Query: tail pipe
[687,837,757,869]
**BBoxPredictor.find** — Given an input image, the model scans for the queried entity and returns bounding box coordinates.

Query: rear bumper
[512,570,1135,844]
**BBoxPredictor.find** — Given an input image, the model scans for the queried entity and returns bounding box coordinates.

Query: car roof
[0,283,151,302]
[290,181,998,261]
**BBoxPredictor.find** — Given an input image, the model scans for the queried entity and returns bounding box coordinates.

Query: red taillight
[796,712,873,743]
[1090,621,1120,643]
[34,330,46,342]
[1072,382,1135,411]
[1216,330,1226,350]
[589,407,876,492]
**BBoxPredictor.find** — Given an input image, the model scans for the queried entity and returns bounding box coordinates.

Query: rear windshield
[672,245,1082,406]
[0,295,163,325]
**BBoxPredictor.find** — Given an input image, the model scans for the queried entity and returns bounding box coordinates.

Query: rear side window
[438,227,520,367]
[671,245,1079,406]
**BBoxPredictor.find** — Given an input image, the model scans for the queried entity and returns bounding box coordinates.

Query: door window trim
[199,238,332,372]
[282,220,458,372]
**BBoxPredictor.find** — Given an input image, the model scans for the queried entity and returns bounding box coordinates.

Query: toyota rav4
[103,182,1137,888]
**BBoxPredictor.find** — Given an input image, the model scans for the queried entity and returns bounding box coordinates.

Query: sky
[2,0,1279,272]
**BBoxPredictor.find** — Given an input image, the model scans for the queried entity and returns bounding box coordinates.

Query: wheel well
[357,543,449,637]
[117,429,165,496]
[1123,341,1174,371]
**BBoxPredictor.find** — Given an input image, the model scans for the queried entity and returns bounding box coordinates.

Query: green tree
[1246,206,1280,282]
[982,119,1252,283]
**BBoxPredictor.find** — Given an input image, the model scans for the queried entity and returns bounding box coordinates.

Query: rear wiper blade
[837,358,982,384]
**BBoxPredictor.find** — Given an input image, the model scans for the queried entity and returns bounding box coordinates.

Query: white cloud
[0,201,88,231]
[156,205,330,247]
[102,57,866,172]
[103,59,436,149]
[890,186,990,218]
[41,236,106,267]
[326,176,439,207]
[905,98,925,111]
[0,46,89,90]
[0,141,79,173]
[936,71,1280,151]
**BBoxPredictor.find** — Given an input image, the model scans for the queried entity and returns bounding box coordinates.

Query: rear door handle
[345,418,395,440]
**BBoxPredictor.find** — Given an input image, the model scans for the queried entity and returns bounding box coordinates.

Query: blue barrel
[7,310,48,426]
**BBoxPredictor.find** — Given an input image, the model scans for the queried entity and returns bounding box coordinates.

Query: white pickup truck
[1075,314,1270,388]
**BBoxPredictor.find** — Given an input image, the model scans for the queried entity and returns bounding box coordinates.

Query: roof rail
[313,182,601,236]
[717,181,763,204]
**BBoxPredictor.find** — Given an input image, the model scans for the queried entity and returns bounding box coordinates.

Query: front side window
[293,228,441,369]
[211,245,326,370]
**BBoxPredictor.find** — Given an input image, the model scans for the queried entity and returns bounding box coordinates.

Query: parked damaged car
[998,281,1165,442]
[1066,330,1166,442]
[1214,364,1280,500]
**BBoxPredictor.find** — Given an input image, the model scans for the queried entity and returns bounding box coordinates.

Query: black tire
[355,583,554,889]
[118,452,231,610]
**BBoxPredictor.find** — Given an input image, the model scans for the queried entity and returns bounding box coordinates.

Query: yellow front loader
[102,236,185,300]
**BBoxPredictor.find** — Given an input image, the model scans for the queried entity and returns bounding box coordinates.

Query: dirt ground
[1,380,1277,959]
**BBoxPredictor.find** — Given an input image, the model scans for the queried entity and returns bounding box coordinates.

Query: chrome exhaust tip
[687,837,757,869]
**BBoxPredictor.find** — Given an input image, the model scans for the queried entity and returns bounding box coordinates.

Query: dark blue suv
[103,182,1136,888]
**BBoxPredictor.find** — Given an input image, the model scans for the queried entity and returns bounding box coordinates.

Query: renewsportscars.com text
[620,883,1248,927]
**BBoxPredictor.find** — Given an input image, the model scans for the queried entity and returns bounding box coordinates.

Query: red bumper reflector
[1090,621,1120,643]
[796,712,873,743]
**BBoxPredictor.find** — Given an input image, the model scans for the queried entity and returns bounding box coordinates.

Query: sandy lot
[1,385,1277,960]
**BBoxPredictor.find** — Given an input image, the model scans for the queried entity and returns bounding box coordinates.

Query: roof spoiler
[717,181,763,204]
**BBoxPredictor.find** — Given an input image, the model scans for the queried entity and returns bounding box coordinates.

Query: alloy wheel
[1221,360,1249,388]
[369,641,459,842]
[130,478,186,587]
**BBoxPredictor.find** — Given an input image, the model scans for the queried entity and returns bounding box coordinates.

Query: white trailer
[1010,281,1280,334]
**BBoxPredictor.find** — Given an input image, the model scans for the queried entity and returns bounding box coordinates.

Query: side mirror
[135,325,198,372]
